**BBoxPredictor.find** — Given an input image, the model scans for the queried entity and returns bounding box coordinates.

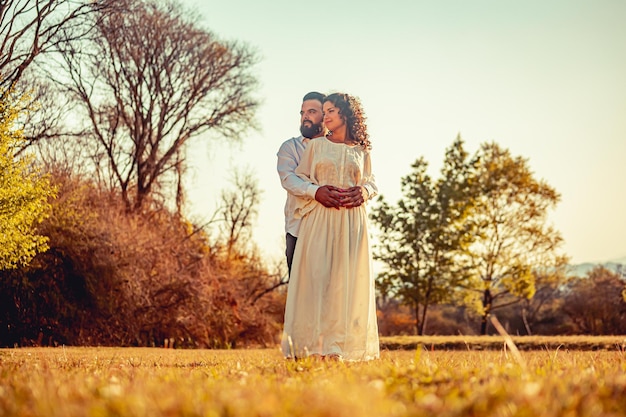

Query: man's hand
[314,185,343,209]
[339,186,367,208]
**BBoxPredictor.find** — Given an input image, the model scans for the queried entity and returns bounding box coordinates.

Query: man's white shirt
[277,136,318,237]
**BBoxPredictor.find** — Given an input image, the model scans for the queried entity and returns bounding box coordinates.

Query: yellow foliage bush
[0,91,55,269]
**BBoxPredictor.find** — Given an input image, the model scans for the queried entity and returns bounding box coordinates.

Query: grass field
[1,337,625,417]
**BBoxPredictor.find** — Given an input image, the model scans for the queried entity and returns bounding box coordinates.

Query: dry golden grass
[381,334,626,351]
[1,342,625,416]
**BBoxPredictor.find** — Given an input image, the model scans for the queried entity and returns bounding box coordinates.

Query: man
[277,91,376,276]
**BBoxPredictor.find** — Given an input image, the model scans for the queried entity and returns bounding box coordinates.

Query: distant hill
[569,256,626,277]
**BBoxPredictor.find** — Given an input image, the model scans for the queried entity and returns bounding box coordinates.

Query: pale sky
[183,0,626,267]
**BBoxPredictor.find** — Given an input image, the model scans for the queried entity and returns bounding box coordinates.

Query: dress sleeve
[361,149,378,200]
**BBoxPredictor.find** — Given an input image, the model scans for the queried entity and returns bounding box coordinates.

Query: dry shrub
[0,170,283,348]
[563,266,626,335]
[376,300,416,336]
[422,305,478,335]
[376,300,479,336]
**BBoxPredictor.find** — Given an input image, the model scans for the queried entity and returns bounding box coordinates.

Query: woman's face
[322,100,345,133]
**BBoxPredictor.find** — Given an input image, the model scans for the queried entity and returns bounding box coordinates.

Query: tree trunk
[521,306,532,335]
[480,288,492,335]
[419,302,429,335]
[414,302,421,335]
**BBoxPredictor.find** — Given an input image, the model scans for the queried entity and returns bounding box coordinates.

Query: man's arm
[277,139,317,198]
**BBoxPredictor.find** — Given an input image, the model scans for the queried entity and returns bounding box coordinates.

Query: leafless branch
[50,0,260,211]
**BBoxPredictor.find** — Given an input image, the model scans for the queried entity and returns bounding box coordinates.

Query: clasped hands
[314,185,368,209]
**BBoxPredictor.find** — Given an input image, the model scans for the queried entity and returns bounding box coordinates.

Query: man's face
[299,99,324,138]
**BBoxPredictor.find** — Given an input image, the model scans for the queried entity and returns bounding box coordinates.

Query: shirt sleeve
[294,140,320,199]
[277,139,319,198]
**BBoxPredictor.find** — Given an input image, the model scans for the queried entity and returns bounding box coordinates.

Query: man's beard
[300,121,323,139]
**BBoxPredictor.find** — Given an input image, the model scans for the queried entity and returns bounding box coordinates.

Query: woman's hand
[338,186,367,208]
[314,185,344,209]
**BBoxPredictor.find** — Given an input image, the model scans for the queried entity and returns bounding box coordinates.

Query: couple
[277,91,380,362]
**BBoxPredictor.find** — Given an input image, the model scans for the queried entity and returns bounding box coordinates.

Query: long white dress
[281,137,380,361]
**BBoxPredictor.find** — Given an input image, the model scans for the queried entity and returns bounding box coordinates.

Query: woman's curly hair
[325,93,371,149]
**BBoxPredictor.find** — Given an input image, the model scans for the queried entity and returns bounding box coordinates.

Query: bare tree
[0,0,102,92]
[0,1,107,152]
[216,169,261,259]
[16,76,74,154]
[54,0,260,211]
[209,168,286,307]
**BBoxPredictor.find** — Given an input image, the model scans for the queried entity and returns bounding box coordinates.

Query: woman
[281,92,379,362]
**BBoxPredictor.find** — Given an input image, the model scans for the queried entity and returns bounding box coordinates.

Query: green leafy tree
[0,92,55,269]
[371,137,477,335]
[469,142,564,334]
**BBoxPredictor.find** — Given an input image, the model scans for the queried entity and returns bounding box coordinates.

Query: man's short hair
[302,91,325,104]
